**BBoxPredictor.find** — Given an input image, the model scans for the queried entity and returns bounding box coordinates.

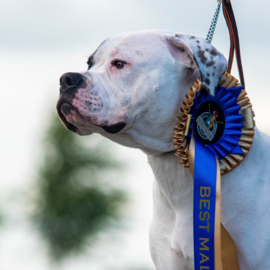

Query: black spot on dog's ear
[205,78,210,85]
[210,49,218,56]
[87,55,95,69]
[86,39,108,70]
[206,60,215,67]
[197,48,207,64]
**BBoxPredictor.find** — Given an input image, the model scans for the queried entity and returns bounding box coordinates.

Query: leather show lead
[207,0,245,88]
[222,0,245,89]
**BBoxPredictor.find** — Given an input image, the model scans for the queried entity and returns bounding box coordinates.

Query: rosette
[173,72,255,175]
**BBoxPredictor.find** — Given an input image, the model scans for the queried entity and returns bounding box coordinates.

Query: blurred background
[0,0,269,269]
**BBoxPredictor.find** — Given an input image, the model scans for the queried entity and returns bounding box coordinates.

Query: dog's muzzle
[57,73,126,134]
[56,72,87,132]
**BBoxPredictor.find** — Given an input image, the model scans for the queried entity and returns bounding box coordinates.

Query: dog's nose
[59,72,85,93]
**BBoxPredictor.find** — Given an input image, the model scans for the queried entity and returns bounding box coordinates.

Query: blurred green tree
[0,212,4,226]
[34,112,127,260]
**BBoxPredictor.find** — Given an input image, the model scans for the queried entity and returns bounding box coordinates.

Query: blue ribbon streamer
[193,134,217,270]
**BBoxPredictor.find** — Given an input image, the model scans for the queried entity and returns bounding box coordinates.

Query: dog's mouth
[56,102,77,133]
[57,102,126,135]
[99,122,126,134]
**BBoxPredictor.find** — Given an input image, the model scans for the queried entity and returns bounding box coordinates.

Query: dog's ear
[167,33,228,96]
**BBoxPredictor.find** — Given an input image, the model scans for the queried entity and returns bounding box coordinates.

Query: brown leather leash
[222,0,245,89]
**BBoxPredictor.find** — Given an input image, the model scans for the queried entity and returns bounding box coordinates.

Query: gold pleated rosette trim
[173,79,202,168]
[173,72,255,174]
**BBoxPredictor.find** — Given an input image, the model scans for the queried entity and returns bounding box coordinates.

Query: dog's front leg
[149,178,194,270]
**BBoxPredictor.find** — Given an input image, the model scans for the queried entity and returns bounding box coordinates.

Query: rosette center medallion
[194,101,225,145]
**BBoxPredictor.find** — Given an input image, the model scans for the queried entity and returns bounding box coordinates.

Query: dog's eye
[111,60,127,69]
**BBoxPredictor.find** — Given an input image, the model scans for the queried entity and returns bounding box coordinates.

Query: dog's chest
[148,153,195,263]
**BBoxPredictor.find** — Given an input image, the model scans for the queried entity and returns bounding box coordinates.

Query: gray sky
[1,0,269,269]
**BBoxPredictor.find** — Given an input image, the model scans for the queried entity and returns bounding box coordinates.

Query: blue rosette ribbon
[186,85,244,159]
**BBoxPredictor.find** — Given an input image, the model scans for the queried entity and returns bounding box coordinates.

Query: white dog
[56,30,270,270]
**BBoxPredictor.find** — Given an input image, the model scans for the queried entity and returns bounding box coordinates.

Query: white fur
[59,30,270,270]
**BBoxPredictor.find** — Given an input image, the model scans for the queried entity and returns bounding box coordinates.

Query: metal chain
[206,0,222,43]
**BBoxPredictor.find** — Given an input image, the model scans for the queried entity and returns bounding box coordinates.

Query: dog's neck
[145,67,196,214]
[147,151,193,212]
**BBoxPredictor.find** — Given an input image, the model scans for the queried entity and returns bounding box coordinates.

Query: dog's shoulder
[250,128,270,161]
[238,128,270,187]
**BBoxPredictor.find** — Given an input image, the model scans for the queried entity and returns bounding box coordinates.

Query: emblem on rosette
[195,101,225,144]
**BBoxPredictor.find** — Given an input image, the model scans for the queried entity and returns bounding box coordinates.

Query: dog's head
[56,30,227,155]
